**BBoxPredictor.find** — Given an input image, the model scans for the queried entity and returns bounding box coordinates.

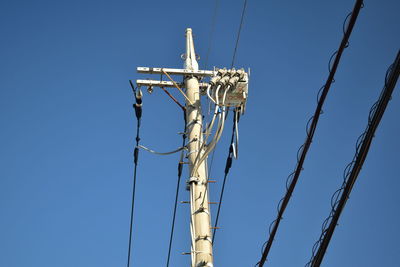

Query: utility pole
[135,28,248,267]
[184,28,214,267]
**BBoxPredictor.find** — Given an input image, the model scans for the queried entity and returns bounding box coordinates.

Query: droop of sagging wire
[255,1,364,266]
[305,50,400,267]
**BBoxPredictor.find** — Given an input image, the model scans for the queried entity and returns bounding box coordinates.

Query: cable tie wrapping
[178,161,183,177]
[134,147,139,165]
[134,104,142,120]
[224,154,233,175]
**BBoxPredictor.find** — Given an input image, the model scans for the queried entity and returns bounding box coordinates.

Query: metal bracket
[195,235,212,243]
[193,206,210,215]
[137,67,216,77]
[136,79,209,89]
[188,176,200,184]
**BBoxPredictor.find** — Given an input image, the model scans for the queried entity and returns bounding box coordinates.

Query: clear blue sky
[0,0,399,266]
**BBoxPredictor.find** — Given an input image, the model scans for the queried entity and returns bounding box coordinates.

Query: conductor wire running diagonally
[256,1,364,266]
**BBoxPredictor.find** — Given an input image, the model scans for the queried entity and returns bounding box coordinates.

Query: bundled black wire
[256,1,364,266]
[126,81,143,267]
[305,50,400,267]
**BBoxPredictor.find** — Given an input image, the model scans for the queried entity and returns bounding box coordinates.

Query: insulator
[217,76,230,86]
[210,76,221,85]
[236,69,245,79]
[228,76,240,87]
[217,68,227,76]
[135,88,143,106]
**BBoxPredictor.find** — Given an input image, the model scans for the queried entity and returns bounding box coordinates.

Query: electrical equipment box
[208,68,249,112]
[215,72,248,108]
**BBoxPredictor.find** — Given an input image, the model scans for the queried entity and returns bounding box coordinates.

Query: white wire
[234,109,239,158]
[206,84,217,104]
[204,84,221,140]
[215,84,221,106]
[191,85,229,176]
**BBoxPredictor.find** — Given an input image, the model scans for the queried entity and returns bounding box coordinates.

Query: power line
[166,111,187,267]
[210,0,248,245]
[205,0,221,196]
[231,0,248,68]
[212,109,239,243]
[306,50,400,267]
[206,0,247,181]
[256,1,364,266]
[127,81,143,267]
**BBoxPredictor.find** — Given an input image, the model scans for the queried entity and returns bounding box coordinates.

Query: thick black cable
[127,81,143,267]
[306,50,400,267]
[212,109,238,243]
[256,1,364,266]
[166,111,187,267]
[231,0,248,68]
[208,0,248,240]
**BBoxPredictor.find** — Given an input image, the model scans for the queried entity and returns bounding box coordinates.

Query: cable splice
[127,81,143,267]
[256,1,364,266]
[305,50,400,267]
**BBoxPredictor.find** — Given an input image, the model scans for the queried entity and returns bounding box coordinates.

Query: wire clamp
[193,206,210,215]
[189,176,200,183]
[195,235,212,243]
[186,176,200,190]
[187,119,202,128]
[186,149,199,157]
